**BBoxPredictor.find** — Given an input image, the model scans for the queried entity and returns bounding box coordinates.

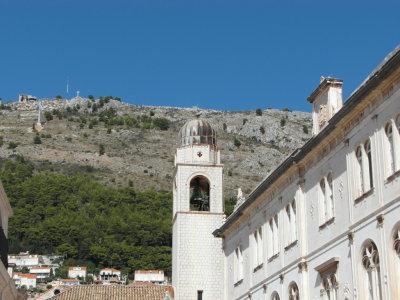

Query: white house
[8,254,43,268]
[30,266,52,279]
[134,270,165,284]
[13,272,37,289]
[99,268,121,281]
[68,266,87,279]
[211,46,400,299]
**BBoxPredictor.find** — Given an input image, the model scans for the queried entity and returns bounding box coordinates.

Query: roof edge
[215,45,400,237]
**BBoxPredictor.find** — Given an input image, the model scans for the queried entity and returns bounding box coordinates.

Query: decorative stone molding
[377,214,384,226]
[247,291,252,299]
[314,257,339,276]
[348,231,354,243]
[263,283,267,293]
[297,178,305,186]
[298,261,308,272]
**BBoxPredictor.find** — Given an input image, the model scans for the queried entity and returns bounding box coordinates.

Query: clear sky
[0,0,399,112]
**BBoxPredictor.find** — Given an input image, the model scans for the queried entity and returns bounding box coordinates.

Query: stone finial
[233,188,246,212]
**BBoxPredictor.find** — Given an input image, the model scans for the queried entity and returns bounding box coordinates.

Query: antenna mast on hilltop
[34,98,43,132]
[66,76,69,95]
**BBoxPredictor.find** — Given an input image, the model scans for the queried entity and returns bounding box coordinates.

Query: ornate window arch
[361,241,382,300]
[394,226,400,258]
[271,291,280,300]
[288,282,299,300]
[322,274,338,300]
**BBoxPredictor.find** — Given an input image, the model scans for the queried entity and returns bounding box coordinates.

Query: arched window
[322,274,338,300]
[190,176,210,211]
[362,241,382,300]
[394,227,400,297]
[234,245,243,283]
[288,282,299,300]
[385,122,395,175]
[284,200,297,247]
[356,146,364,194]
[271,291,280,300]
[252,227,263,269]
[397,115,400,134]
[319,179,326,225]
[364,140,373,189]
[394,227,400,258]
[326,173,334,220]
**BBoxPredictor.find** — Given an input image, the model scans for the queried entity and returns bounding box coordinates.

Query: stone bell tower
[172,119,225,300]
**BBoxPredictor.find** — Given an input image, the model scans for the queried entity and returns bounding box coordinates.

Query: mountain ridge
[0,97,312,198]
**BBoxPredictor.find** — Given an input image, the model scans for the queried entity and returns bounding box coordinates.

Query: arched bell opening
[190,176,210,211]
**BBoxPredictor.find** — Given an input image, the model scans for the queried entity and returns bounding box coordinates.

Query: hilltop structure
[173,46,400,299]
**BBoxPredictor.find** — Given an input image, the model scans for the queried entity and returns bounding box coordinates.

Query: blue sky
[0,0,399,112]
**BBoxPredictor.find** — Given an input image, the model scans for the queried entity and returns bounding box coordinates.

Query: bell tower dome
[172,119,225,300]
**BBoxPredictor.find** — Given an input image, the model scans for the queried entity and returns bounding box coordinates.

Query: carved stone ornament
[377,214,384,226]
[233,187,246,212]
[348,232,354,243]
[263,284,267,293]
[298,261,308,272]
[319,104,329,128]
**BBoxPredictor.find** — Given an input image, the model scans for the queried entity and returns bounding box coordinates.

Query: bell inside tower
[190,176,210,211]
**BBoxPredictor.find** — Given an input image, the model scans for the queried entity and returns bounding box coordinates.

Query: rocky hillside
[0,97,312,198]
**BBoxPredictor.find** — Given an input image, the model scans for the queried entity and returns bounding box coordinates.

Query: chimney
[307,77,343,135]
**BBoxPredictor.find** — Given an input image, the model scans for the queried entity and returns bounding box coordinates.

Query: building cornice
[214,45,400,238]
[172,211,225,223]
[307,77,343,104]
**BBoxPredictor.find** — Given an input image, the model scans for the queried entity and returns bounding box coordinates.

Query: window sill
[267,253,279,263]
[253,263,263,273]
[354,188,374,204]
[386,169,400,184]
[234,279,243,287]
[284,240,298,251]
[319,217,335,230]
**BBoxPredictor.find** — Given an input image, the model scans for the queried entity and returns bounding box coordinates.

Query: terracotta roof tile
[68,266,87,270]
[49,285,171,300]
[135,270,163,274]
[19,274,37,278]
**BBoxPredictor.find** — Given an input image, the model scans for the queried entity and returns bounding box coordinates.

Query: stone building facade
[173,46,400,300]
[212,46,400,300]
[0,182,24,300]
